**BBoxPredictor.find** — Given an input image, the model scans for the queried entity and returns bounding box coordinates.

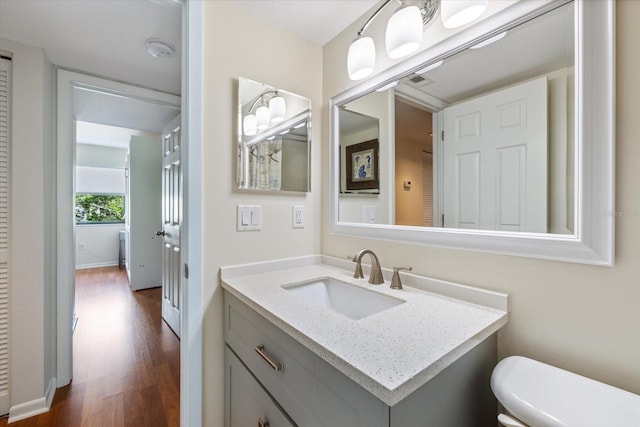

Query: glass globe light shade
[256,105,270,130]
[347,36,375,81]
[386,5,423,59]
[269,96,286,123]
[243,114,257,136]
[441,0,488,29]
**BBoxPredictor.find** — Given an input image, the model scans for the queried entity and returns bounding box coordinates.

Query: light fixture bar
[246,90,280,113]
[245,110,310,147]
[356,0,392,37]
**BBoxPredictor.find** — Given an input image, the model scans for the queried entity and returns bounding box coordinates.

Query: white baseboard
[75,261,119,270]
[8,377,55,423]
[45,377,56,409]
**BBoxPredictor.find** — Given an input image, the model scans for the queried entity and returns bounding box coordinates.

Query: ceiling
[233,0,378,45]
[0,0,376,148]
[397,1,574,106]
[0,0,182,95]
[0,0,377,95]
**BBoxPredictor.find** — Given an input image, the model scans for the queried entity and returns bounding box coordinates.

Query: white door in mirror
[443,76,548,232]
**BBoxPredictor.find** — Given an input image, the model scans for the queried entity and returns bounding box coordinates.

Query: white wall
[0,37,55,417]
[201,2,323,424]
[75,224,124,269]
[323,0,640,397]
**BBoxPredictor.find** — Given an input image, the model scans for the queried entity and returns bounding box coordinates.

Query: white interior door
[443,77,548,232]
[161,115,181,338]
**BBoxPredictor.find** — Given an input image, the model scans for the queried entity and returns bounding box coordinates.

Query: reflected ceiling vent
[146,38,175,58]
[406,74,434,89]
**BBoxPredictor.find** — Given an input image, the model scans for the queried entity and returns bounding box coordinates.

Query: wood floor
[1,267,180,426]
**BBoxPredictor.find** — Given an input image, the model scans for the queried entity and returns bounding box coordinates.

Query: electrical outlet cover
[292,205,304,228]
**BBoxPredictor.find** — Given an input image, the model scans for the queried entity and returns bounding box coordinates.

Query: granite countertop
[220,255,508,406]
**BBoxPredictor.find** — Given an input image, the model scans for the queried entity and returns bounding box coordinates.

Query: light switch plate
[292,205,304,229]
[237,205,262,231]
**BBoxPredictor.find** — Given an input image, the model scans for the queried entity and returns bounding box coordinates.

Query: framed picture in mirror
[346,139,379,191]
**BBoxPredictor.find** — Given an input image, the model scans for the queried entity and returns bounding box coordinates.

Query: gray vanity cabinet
[226,347,294,427]
[224,291,497,427]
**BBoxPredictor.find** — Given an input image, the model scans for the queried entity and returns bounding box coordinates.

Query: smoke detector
[146,38,175,58]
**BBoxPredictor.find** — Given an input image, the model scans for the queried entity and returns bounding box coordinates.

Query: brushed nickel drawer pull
[255,344,284,372]
[258,417,269,427]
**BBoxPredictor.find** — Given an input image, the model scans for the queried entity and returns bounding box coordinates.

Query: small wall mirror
[237,77,311,192]
[330,0,614,265]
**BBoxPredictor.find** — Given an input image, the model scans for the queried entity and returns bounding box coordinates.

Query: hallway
[2,267,180,426]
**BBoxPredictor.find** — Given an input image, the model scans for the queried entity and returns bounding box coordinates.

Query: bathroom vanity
[221,256,508,427]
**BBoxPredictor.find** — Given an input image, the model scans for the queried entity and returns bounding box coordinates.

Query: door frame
[56,69,180,385]
[55,2,203,425]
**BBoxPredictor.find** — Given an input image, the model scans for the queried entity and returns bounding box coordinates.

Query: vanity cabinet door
[224,292,389,427]
[225,346,295,427]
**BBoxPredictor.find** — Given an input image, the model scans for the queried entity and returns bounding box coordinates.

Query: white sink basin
[282,277,405,320]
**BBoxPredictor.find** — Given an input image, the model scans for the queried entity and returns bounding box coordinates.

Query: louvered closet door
[0,56,11,416]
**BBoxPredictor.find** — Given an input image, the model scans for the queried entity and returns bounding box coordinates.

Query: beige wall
[322,0,640,397]
[0,37,55,409]
[201,1,323,424]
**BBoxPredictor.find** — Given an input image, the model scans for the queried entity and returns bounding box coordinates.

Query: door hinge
[184,263,189,279]
[441,214,445,227]
[441,130,445,141]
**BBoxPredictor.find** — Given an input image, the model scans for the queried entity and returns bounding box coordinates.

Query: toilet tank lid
[491,356,640,427]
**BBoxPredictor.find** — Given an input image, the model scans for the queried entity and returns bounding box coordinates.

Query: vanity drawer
[224,291,388,427]
[225,346,295,427]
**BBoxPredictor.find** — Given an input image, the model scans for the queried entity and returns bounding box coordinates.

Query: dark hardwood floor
[1,267,180,426]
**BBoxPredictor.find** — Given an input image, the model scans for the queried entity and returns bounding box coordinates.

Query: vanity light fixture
[347,0,439,81]
[242,90,287,136]
[385,3,423,59]
[269,95,286,123]
[243,114,257,136]
[470,31,507,49]
[441,0,488,28]
[348,0,489,80]
[256,104,270,130]
[414,59,443,74]
[376,80,399,92]
[347,35,376,81]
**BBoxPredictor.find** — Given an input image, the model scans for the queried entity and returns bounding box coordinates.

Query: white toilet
[491,356,640,427]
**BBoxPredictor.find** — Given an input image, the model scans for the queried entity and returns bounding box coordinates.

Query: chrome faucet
[351,249,384,285]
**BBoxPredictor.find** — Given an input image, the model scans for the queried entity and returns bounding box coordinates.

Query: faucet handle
[390,266,412,290]
[347,255,364,279]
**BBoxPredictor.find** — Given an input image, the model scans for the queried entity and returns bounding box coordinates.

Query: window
[75,194,125,224]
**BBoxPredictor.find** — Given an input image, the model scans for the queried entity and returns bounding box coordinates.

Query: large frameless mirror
[237,77,311,192]
[330,0,615,265]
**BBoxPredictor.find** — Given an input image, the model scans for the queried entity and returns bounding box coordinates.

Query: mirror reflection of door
[443,77,548,232]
